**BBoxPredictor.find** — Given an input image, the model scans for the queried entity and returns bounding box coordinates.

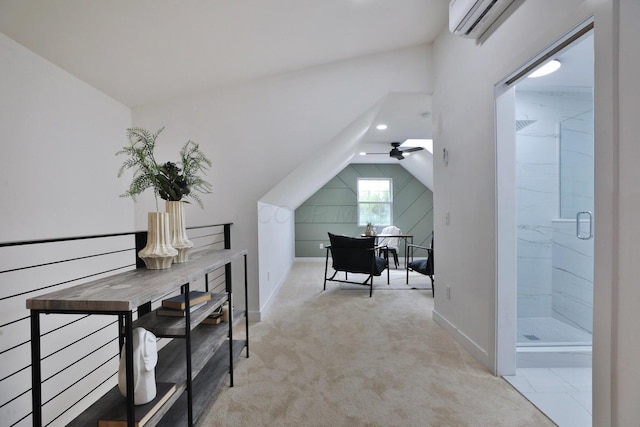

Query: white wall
[0,33,133,240]
[257,202,294,317]
[0,33,132,426]
[432,0,595,362]
[613,1,640,425]
[132,45,433,318]
[431,0,630,424]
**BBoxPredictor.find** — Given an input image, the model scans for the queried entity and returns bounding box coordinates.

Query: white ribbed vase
[166,201,193,263]
[138,212,178,269]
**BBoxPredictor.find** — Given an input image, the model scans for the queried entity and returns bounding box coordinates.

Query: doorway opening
[496,25,594,427]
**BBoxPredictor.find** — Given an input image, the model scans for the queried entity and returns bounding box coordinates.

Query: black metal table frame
[365,234,414,269]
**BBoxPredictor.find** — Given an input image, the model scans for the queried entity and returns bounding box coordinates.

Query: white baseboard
[294,257,326,262]
[254,262,293,322]
[432,308,491,370]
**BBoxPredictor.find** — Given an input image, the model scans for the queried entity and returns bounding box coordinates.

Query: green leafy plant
[117,127,212,209]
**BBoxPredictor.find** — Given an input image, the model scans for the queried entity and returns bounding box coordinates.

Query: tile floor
[503,367,592,427]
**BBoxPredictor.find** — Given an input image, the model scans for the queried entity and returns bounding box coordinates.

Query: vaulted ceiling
[0,0,448,181]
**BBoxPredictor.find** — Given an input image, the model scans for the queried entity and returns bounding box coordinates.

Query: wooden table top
[26,247,246,313]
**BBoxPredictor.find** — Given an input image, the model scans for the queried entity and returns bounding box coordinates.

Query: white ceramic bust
[118,327,158,405]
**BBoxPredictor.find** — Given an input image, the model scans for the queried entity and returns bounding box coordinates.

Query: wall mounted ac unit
[449,0,515,39]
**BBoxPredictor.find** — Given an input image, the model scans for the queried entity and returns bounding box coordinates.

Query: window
[357,178,392,227]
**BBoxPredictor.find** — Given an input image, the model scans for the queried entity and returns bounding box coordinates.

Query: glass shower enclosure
[515,91,594,367]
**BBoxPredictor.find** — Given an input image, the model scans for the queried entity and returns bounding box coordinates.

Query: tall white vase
[166,201,193,263]
[138,212,178,269]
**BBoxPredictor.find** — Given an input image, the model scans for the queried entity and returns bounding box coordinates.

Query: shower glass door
[515,88,594,358]
[554,110,594,346]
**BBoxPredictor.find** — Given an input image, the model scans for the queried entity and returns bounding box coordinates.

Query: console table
[26,246,249,427]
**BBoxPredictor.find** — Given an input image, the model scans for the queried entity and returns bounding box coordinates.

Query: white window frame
[357,178,393,227]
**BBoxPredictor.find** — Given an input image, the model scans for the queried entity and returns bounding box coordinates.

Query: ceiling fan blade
[399,146,424,153]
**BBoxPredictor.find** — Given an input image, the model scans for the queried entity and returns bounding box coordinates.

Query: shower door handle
[576,211,593,240]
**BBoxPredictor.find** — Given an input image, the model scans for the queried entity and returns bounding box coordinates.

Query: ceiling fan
[365,142,425,160]
[389,142,424,160]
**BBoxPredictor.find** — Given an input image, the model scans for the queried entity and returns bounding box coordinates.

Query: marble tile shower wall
[560,111,595,219]
[516,121,556,318]
[516,90,593,328]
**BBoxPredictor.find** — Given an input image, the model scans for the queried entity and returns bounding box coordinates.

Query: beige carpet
[199,262,554,427]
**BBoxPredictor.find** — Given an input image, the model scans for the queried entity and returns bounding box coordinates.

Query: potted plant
[364,222,373,236]
[117,127,212,268]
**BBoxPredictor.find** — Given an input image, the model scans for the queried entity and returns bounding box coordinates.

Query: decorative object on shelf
[166,200,193,263]
[137,212,177,269]
[158,143,211,262]
[161,290,211,310]
[116,127,212,268]
[202,311,223,324]
[98,382,176,427]
[222,301,230,323]
[118,327,158,405]
[156,301,208,317]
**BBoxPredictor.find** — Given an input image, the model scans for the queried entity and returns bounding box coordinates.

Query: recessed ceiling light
[376,124,388,130]
[527,59,561,78]
[359,152,367,156]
